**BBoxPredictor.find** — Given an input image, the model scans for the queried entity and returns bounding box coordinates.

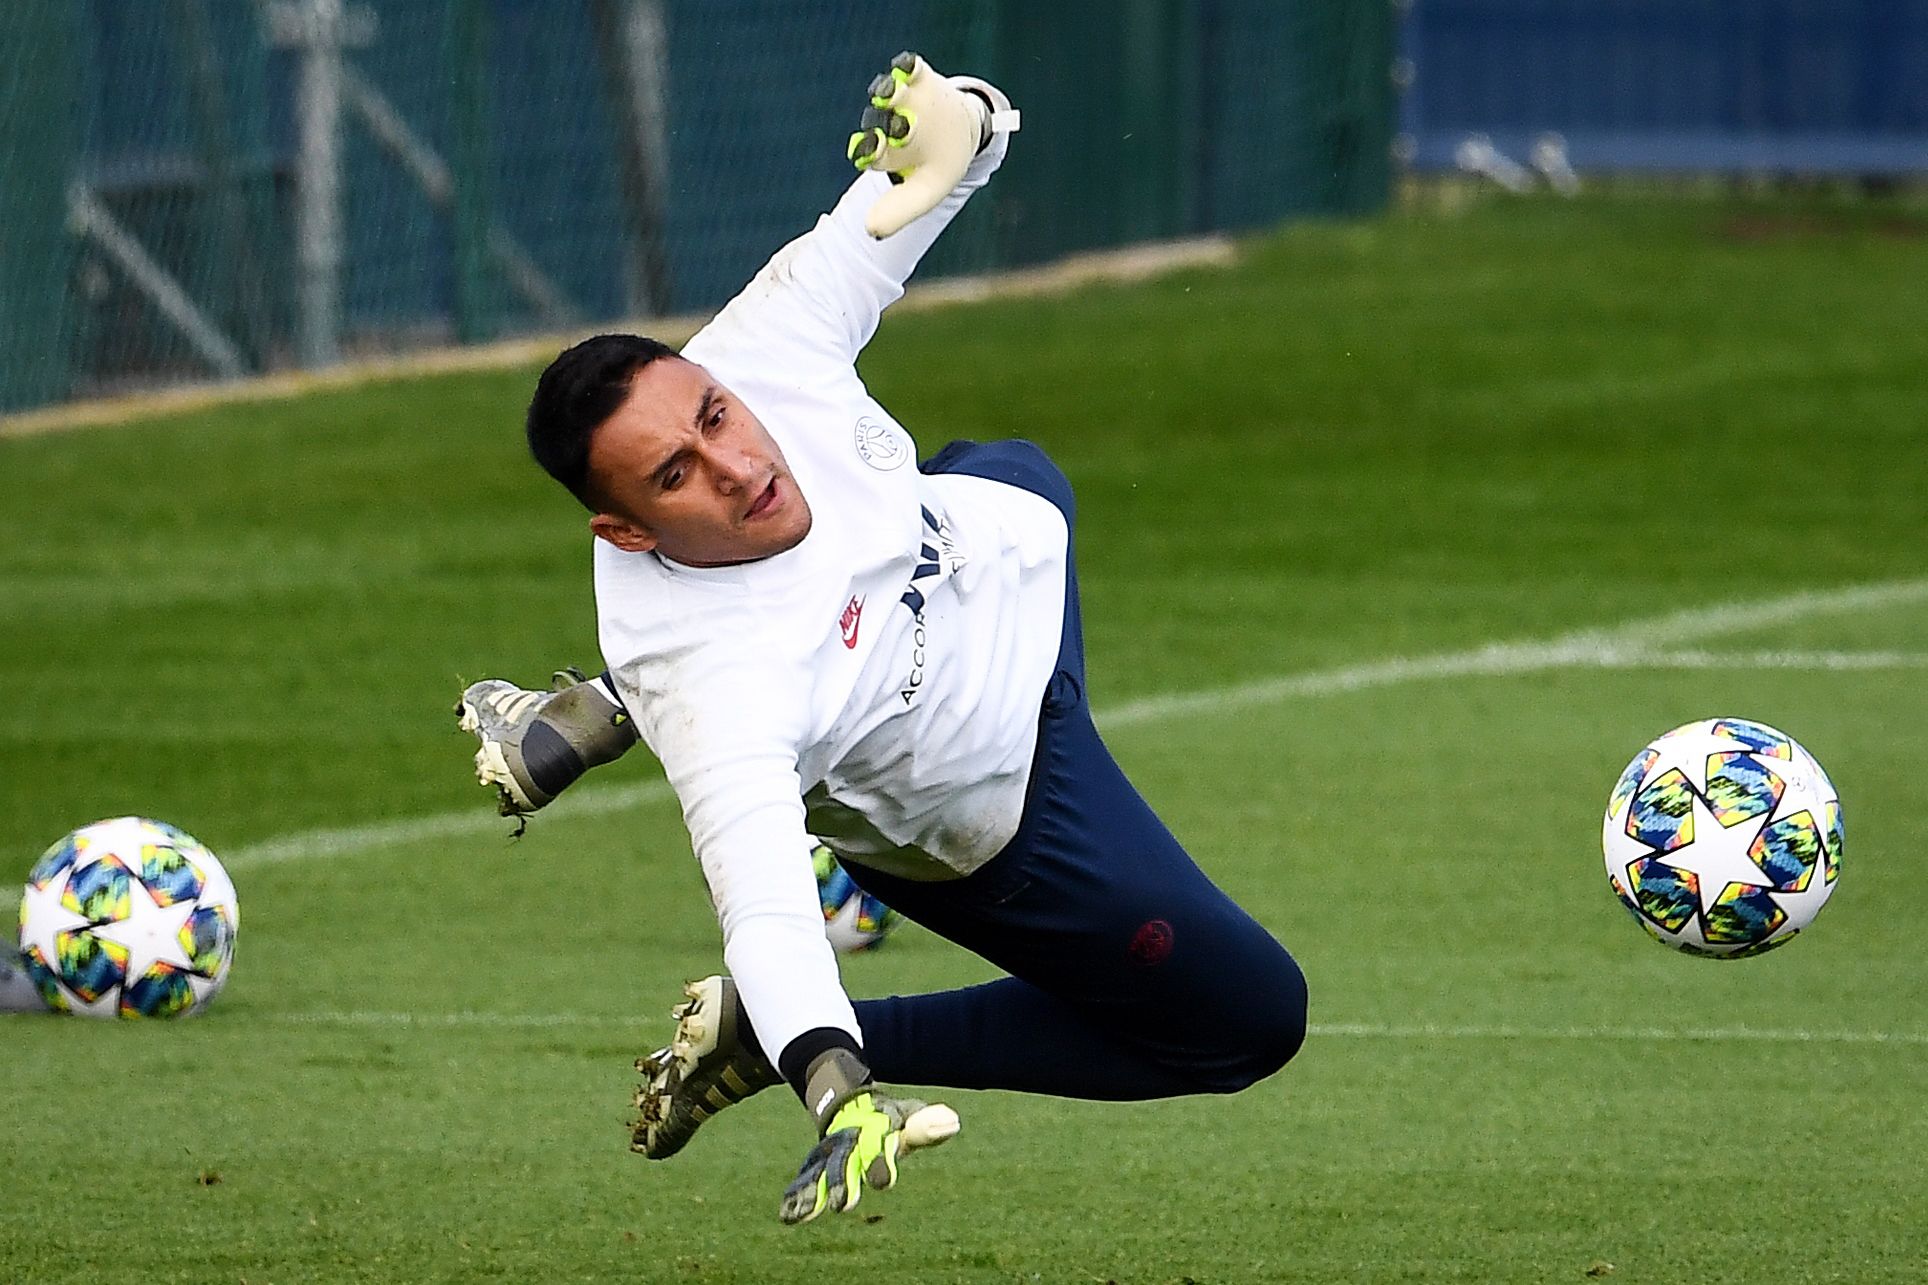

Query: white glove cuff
[947,74,1021,144]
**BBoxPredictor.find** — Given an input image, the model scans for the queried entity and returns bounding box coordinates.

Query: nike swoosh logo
[839,596,864,649]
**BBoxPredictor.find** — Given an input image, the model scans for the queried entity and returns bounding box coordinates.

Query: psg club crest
[854,417,910,470]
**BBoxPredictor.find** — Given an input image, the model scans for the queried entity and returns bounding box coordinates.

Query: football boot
[632,975,781,1160]
[454,668,638,816]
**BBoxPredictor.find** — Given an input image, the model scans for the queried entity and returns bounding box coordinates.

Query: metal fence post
[592,0,672,317]
[294,0,346,367]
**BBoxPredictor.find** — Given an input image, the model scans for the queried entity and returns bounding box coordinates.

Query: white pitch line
[224,575,1928,869]
[1309,1022,1928,1047]
[274,1009,638,1030]
[267,1009,1928,1046]
[226,779,676,869]
[1098,576,1928,729]
[1590,577,1928,646]
[1595,649,1928,672]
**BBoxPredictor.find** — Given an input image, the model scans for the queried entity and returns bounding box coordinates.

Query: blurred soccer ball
[1603,718,1840,958]
[812,844,898,953]
[17,817,240,1017]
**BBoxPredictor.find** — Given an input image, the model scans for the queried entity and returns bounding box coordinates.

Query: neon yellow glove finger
[780,1092,899,1224]
[848,51,1018,239]
[778,1090,960,1226]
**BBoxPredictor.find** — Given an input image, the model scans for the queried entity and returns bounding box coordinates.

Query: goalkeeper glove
[848,51,1019,240]
[778,1048,960,1225]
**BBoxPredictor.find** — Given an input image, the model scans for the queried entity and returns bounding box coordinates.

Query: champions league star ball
[1603,718,1841,958]
[813,844,899,953]
[17,817,239,1017]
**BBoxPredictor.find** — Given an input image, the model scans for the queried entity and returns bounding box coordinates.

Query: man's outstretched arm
[687,52,1018,370]
[605,642,960,1224]
[456,55,1019,819]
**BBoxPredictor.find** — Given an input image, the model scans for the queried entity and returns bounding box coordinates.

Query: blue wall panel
[1402,0,1928,174]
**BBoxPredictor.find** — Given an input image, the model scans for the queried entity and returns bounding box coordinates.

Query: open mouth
[745,476,780,521]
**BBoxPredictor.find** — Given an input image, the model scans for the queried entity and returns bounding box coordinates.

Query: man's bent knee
[1191,950,1308,1094]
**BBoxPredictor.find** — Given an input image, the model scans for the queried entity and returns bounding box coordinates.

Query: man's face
[584,357,812,566]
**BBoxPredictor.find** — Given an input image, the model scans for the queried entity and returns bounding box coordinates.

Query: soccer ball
[17,817,240,1018]
[1602,718,1841,958]
[813,844,898,953]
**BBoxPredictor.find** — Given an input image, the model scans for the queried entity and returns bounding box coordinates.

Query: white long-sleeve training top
[594,103,1068,1063]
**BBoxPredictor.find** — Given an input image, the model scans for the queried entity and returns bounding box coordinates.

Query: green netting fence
[0,0,1394,413]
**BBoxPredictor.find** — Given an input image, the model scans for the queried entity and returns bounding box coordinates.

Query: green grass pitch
[3,190,1926,1283]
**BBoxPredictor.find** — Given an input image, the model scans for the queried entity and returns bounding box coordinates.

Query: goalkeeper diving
[458,53,1308,1225]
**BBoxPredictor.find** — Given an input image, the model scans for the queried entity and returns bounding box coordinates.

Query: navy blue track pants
[844,439,1308,1099]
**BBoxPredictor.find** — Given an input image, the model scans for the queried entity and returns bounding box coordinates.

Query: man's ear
[590,512,658,553]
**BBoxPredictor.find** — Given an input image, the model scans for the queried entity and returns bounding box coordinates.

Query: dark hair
[525,333,677,507]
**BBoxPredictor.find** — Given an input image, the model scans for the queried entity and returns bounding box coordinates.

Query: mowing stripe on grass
[268,1009,1928,1046]
[224,575,1928,870]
